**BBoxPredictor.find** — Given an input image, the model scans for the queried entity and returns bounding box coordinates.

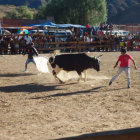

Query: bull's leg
[83,70,87,82]
[77,71,82,82]
[52,64,64,83]
[52,70,64,83]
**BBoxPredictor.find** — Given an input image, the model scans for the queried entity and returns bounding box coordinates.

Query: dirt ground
[0,52,140,140]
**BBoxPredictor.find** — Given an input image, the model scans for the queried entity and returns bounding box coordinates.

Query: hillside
[0,0,50,8]
[0,5,16,19]
[0,0,140,16]
[108,4,140,24]
[107,0,140,18]
[0,0,140,24]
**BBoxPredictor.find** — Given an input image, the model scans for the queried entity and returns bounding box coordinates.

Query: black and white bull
[49,53,102,83]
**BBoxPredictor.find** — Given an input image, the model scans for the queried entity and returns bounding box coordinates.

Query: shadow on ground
[57,127,140,140]
[0,82,79,94]
[31,86,127,99]
[31,86,106,99]
[0,73,35,77]
[0,83,62,93]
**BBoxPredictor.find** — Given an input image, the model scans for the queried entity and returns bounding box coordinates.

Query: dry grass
[0,5,16,18]
[0,52,140,140]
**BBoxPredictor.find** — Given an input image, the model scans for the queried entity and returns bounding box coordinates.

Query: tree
[36,0,107,25]
[5,6,35,19]
[35,5,47,19]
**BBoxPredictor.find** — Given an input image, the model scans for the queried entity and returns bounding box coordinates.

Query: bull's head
[93,55,103,71]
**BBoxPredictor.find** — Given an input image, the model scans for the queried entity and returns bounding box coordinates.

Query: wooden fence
[0,34,140,54]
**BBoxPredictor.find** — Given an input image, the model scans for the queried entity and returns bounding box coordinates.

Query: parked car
[0,29,11,35]
[104,30,129,36]
[54,30,72,41]
[28,30,46,35]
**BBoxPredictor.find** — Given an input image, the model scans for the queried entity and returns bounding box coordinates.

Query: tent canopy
[29,22,85,28]
[55,24,85,28]
[29,22,56,27]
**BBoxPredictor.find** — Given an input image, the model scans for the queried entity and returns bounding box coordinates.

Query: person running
[109,48,137,88]
[23,42,38,72]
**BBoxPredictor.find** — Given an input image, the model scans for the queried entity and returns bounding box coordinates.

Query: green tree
[36,0,107,25]
[35,5,47,19]
[5,6,35,19]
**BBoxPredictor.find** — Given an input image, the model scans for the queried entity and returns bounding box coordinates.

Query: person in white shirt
[24,34,32,46]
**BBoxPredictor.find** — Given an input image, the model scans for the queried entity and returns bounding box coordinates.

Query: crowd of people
[0,24,140,54]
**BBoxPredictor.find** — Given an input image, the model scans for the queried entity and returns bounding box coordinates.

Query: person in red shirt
[109,48,137,88]
[86,24,90,29]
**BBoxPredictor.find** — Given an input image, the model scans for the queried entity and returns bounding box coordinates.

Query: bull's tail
[49,57,54,64]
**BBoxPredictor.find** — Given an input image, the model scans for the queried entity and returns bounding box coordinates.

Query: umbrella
[17,28,28,34]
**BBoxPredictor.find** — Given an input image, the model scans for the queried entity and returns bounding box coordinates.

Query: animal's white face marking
[97,59,100,64]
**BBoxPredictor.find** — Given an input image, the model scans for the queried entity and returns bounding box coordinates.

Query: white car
[28,30,46,35]
[0,29,11,35]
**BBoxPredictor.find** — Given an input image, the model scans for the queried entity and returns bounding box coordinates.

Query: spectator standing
[24,34,32,47]
[114,34,120,51]
[19,37,26,54]
[4,36,10,54]
[0,36,4,54]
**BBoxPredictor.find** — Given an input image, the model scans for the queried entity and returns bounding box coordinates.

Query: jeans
[25,58,36,65]
[110,67,130,87]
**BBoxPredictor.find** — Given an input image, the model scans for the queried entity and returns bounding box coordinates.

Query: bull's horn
[91,56,97,59]
[97,54,103,59]
[54,50,60,56]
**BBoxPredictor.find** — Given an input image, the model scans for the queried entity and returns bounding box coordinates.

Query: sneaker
[128,85,131,89]
[23,70,28,73]
[109,81,112,86]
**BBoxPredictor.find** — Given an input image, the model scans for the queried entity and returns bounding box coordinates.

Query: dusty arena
[0,52,140,140]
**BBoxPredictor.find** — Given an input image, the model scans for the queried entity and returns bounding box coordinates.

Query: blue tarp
[41,22,56,26]
[56,24,85,28]
[29,22,85,28]
[29,22,56,27]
